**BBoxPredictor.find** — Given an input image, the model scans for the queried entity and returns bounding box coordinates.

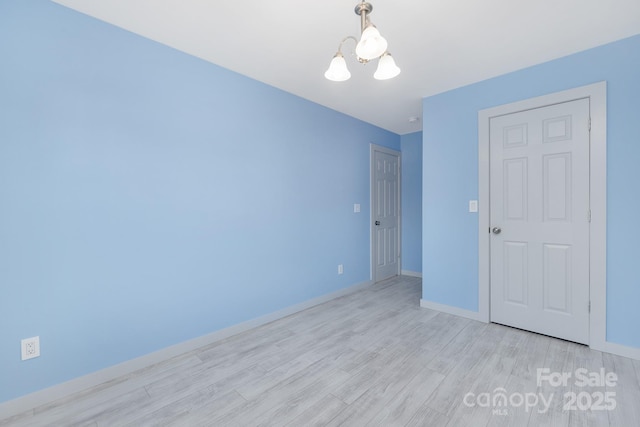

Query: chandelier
[324,1,400,82]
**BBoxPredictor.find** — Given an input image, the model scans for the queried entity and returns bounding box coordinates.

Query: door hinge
[588,118,591,131]
[588,301,591,313]
[587,209,592,222]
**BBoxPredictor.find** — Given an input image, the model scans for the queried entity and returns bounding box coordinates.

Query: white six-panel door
[490,98,590,344]
[372,146,400,282]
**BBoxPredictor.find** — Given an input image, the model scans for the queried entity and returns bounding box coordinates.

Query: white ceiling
[52,0,640,135]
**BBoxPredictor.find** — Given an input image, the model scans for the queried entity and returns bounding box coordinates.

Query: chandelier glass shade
[324,53,351,82]
[373,52,401,80]
[355,25,387,60]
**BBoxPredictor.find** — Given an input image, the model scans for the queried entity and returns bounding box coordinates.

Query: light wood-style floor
[2,276,639,426]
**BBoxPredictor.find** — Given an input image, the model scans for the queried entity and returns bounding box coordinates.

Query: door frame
[478,81,606,351]
[370,143,402,282]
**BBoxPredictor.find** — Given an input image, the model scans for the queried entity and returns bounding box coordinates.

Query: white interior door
[372,146,400,282]
[490,98,590,344]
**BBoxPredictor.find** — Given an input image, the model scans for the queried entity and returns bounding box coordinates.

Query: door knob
[492,227,502,234]
[375,220,381,226]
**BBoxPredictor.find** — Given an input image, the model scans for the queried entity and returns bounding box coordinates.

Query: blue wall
[422,34,640,349]
[0,0,400,403]
[401,132,422,274]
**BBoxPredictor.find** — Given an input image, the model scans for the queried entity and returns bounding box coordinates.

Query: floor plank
[366,367,445,426]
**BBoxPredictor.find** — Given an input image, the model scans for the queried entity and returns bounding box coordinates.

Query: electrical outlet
[338,264,344,275]
[21,336,40,361]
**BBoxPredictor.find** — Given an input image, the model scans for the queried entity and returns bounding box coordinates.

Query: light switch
[354,203,361,213]
[469,200,478,212]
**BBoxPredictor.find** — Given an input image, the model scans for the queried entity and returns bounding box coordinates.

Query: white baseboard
[401,270,422,278]
[601,340,640,361]
[0,280,373,419]
[420,299,482,322]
